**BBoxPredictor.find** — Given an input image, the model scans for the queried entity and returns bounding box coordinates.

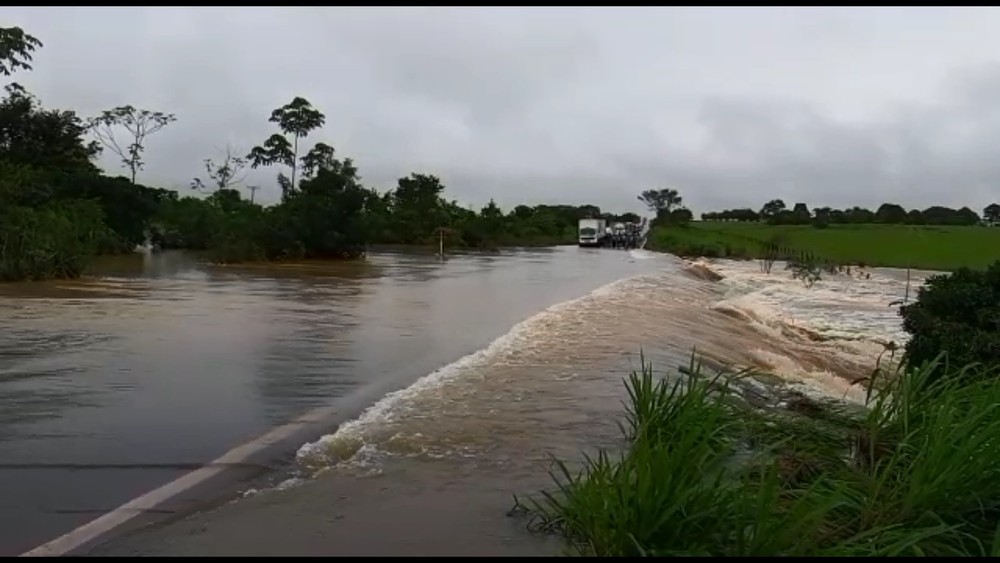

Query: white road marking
[19,406,339,557]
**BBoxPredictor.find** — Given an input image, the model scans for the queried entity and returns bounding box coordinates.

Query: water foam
[700,258,915,402]
[628,249,656,261]
[711,261,911,345]
[748,348,867,404]
[295,275,648,471]
[294,256,912,476]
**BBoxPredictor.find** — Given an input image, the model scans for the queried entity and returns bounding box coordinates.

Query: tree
[247,97,325,195]
[191,144,249,195]
[813,207,832,223]
[511,205,534,220]
[299,142,337,181]
[637,188,682,213]
[390,173,449,243]
[875,203,907,224]
[760,199,786,219]
[786,255,823,288]
[0,26,42,76]
[983,203,1000,224]
[791,202,811,224]
[88,105,177,184]
[0,83,99,175]
[667,207,693,225]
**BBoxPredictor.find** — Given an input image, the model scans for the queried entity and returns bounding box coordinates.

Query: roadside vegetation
[515,355,1000,557]
[514,252,1000,556]
[648,222,1000,271]
[0,25,638,282]
[642,195,1000,271]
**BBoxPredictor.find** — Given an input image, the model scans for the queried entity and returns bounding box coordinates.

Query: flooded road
[0,247,669,555]
[0,248,924,556]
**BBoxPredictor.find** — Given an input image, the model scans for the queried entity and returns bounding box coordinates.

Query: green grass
[513,355,1000,557]
[647,222,1000,271]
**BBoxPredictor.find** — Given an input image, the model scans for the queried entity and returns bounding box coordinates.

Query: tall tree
[191,144,249,195]
[984,203,1000,224]
[637,188,682,213]
[88,105,177,184]
[247,97,325,195]
[0,26,42,76]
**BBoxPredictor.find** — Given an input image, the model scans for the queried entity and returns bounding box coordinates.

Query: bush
[900,261,1000,375]
[514,355,1000,556]
[0,200,108,281]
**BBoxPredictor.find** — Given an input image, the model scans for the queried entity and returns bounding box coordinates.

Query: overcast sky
[3,7,1000,215]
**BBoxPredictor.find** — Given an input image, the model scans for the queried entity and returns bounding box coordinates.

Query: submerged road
[0,247,666,556]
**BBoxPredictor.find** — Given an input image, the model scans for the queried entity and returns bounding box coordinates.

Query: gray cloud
[2,7,1000,215]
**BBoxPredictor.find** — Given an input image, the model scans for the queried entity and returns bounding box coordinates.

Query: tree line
[703,199,999,227]
[0,25,636,282]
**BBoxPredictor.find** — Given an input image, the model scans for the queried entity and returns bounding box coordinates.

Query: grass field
[647,222,1000,271]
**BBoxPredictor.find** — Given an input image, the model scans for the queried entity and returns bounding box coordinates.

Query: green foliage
[648,222,1000,271]
[247,97,326,195]
[637,188,682,214]
[646,225,753,260]
[899,261,1000,375]
[0,200,108,281]
[515,355,1000,556]
[706,200,982,227]
[985,204,1000,224]
[0,83,99,174]
[0,26,42,76]
[87,105,177,184]
[0,63,119,279]
[661,207,693,227]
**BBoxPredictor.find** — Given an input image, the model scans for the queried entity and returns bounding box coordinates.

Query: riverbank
[647,222,1000,271]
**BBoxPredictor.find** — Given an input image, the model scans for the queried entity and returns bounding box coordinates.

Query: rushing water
[0,248,928,555]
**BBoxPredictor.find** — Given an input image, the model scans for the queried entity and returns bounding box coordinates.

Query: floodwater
[0,248,927,556]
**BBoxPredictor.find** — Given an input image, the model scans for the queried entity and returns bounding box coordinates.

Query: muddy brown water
[0,248,920,555]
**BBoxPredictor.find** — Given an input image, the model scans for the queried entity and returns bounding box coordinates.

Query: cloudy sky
[3,7,1000,215]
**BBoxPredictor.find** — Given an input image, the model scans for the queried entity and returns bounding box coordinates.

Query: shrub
[514,355,1000,556]
[899,261,1000,375]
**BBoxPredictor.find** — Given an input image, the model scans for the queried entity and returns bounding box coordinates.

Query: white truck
[577,218,607,247]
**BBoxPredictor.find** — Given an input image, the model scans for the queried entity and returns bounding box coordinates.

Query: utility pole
[435,226,453,260]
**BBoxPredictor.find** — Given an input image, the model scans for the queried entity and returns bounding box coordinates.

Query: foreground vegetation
[515,356,1000,556]
[515,259,1000,556]
[647,222,1000,271]
[0,25,639,282]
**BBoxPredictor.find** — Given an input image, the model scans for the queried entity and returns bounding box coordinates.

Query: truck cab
[578,218,606,247]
